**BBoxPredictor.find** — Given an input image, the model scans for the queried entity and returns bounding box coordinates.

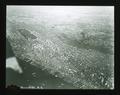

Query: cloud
[6,57,23,74]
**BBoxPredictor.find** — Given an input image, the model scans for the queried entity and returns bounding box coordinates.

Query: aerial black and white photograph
[6,6,114,89]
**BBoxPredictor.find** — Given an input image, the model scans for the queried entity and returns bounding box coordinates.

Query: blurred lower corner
[6,85,21,95]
